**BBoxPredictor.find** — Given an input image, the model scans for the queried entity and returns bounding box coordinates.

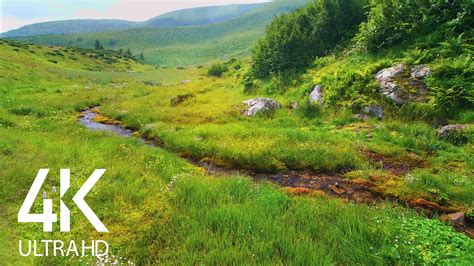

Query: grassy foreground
[0,39,473,265]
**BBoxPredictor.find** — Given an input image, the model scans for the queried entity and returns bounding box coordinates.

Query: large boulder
[243,98,281,116]
[437,124,468,139]
[375,64,431,105]
[375,64,406,104]
[309,85,323,106]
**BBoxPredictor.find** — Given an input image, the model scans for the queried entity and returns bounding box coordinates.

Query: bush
[443,129,471,146]
[354,0,473,51]
[250,0,367,79]
[207,63,228,77]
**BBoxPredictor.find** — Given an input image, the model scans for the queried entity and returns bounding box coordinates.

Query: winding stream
[78,108,380,203]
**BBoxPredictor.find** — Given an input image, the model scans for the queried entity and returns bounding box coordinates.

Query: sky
[0,0,271,33]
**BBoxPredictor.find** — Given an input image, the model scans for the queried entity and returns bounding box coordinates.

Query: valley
[6,1,309,66]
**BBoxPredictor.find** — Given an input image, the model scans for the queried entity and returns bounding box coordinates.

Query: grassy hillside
[142,3,267,27]
[1,3,267,38]
[1,19,138,38]
[1,37,472,264]
[11,0,309,67]
[249,0,473,120]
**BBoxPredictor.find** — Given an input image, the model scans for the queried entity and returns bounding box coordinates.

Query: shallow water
[78,110,134,137]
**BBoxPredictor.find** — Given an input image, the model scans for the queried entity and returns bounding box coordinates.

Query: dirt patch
[255,172,379,204]
[362,150,426,175]
[170,93,194,106]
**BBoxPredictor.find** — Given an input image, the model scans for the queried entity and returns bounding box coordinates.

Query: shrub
[207,63,228,77]
[250,0,367,78]
[443,129,470,146]
[354,0,473,51]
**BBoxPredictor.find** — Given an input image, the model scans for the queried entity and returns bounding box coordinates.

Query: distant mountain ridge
[1,3,267,38]
[141,3,267,28]
[1,19,138,38]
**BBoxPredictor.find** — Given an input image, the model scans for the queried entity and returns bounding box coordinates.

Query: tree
[118,48,124,56]
[139,52,145,61]
[94,40,103,50]
[124,48,132,58]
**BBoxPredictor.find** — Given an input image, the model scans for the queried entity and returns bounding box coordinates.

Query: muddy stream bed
[79,107,473,238]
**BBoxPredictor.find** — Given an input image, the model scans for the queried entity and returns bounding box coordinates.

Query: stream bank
[78,107,474,238]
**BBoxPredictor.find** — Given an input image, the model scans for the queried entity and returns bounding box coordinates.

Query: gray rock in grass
[309,85,323,106]
[242,98,281,116]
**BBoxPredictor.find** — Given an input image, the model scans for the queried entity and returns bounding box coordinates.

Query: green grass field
[1,38,473,265]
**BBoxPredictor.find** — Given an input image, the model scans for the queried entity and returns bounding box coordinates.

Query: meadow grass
[96,57,473,209]
[0,39,473,264]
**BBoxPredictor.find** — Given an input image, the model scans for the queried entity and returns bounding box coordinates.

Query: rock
[437,124,468,139]
[375,64,406,104]
[287,101,299,110]
[465,228,474,239]
[375,64,405,80]
[242,98,281,116]
[409,198,440,212]
[363,105,384,119]
[309,85,323,106]
[180,80,191,85]
[170,93,194,106]
[375,64,430,105]
[411,65,430,79]
[329,183,347,195]
[439,212,465,225]
[439,212,468,234]
[143,81,159,86]
[350,178,374,188]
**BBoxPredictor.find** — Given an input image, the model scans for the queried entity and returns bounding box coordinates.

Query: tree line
[94,39,145,61]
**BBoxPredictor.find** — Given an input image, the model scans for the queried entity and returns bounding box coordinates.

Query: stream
[78,108,380,203]
[78,107,473,238]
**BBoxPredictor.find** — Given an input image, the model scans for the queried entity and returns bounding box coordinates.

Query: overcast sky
[0,0,271,33]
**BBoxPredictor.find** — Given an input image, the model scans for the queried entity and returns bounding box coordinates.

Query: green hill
[141,3,267,27]
[1,3,267,38]
[1,19,138,38]
[9,0,309,67]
